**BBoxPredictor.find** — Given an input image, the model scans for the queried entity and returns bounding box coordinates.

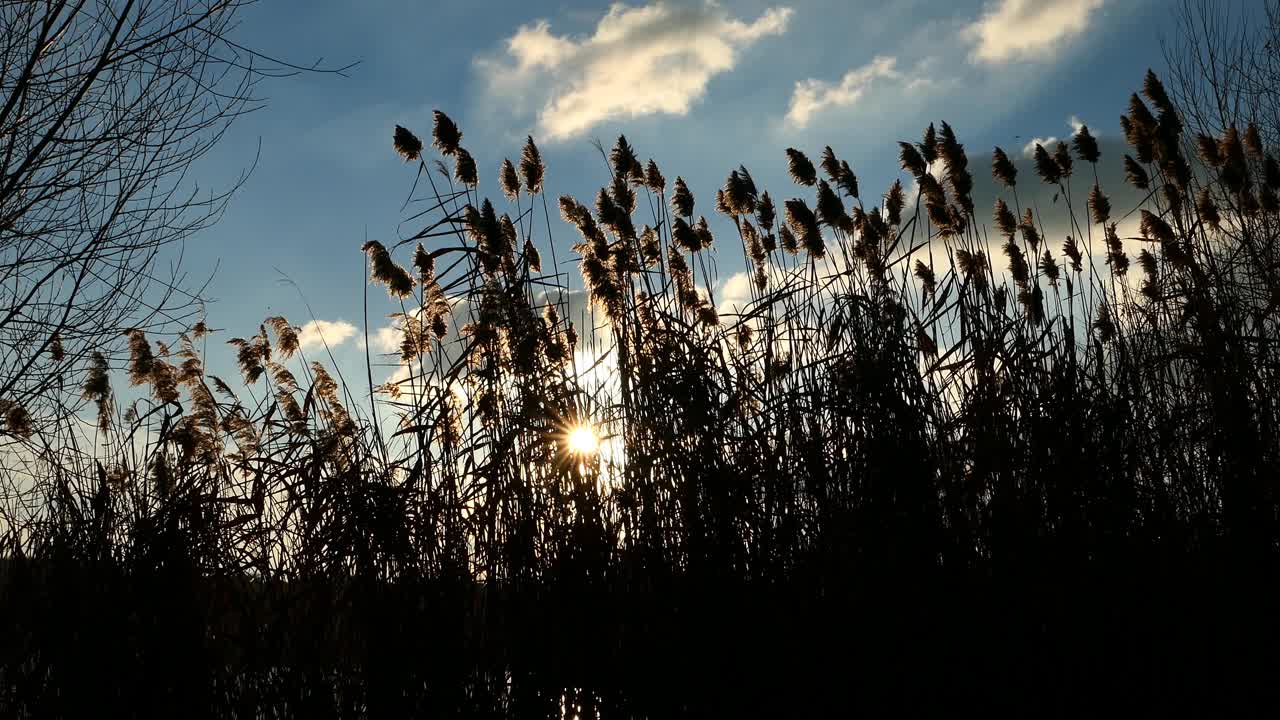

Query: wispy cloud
[297,320,358,350]
[966,0,1106,64]
[478,1,792,141]
[784,55,902,129]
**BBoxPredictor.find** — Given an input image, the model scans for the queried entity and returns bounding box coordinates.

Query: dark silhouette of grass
[2,70,1280,717]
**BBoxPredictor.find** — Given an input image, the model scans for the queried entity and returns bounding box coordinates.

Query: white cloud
[1022,116,1093,158]
[719,271,754,313]
[966,0,1106,64]
[479,1,793,141]
[1023,137,1058,159]
[297,320,358,350]
[369,323,402,354]
[784,55,901,129]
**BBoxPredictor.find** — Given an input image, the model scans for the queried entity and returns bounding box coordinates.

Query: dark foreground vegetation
[4,3,1280,718]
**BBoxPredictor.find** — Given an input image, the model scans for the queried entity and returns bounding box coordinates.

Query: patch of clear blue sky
[185,0,1204,380]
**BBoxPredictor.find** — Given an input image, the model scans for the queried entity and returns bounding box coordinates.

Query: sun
[566,424,600,456]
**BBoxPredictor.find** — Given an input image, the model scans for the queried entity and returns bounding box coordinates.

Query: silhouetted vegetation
[3,12,1280,718]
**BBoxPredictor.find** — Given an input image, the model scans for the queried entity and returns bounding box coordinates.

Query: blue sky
[184,0,1214,385]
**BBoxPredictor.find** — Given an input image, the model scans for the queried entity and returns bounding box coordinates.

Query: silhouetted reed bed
[3,72,1280,717]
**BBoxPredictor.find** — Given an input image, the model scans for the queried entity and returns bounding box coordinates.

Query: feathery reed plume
[264,317,300,359]
[885,180,905,226]
[921,123,939,164]
[1004,240,1031,289]
[2,402,32,439]
[780,199,822,258]
[937,122,974,210]
[362,240,415,298]
[1126,95,1157,162]
[816,180,850,232]
[1073,125,1100,163]
[1139,209,1177,247]
[82,351,112,430]
[672,217,701,253]
[1053,141,1073,178]
[1196,188,1221,228]
[724,169,756,215]
[1143,69,1173,116]
[696,303,719,327]
[628,156,646,185]
[470,201,510,274]
[1063,235,1083,272]
[742,219,764,261]
[694,216,715,249]
[1020,209,1041,250]
[1137,248,1160,300]
[454,148,478,187]
[520,136,544,194]
[48,333,64,362]
[597,186,634,240]
[786,148,817,186]
[835,161,859,199]
[560,196,604,246]
[671,177,694,217]
[227,335,266,385]
[899,142,927,178]
[756,191,776,229]
[432,110,462,156]
[716,189,732,217]
[498,213,520,269]
[500,158,520,200]
[1163,183,1185,215]
[820,146,841,181]
[1196,133,1222,167]
[1218,128,1250,194]
[639,225,660,266]
[992,147,1018,187]
[914,259,936,296]
[1039,250,1061,286]
[955,248,989,294]
[610,135,638,180]
[645,159,666,192]
[126,329,155,386]
[1123,155,1150,190]
[413,243,435,283]
[393,125,423,162]
[148,358,179,404]
[994,199,1018,237]
[523,239,541,273]
[667,245,699,306]
[1104,224,1128,276]
[779,224,799,254]
[1033,144,1062,184]
[1089,183,1111,225]
[1242,122,1264,157]
[1094,302,1116,342]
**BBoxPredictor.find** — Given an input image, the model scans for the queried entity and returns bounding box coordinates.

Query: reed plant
[1,70,1279,717]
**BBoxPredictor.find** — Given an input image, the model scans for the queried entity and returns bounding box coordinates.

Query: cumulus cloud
[478,1,793,141]
[369,324,402,354]
[784,55,902,129]
[966,0,1106,64]
[1023,136,1059,158]
[297,320,358,350]
[1022,115,1093,158]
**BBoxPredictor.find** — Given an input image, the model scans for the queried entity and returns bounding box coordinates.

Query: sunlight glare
[566,424,599,456]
